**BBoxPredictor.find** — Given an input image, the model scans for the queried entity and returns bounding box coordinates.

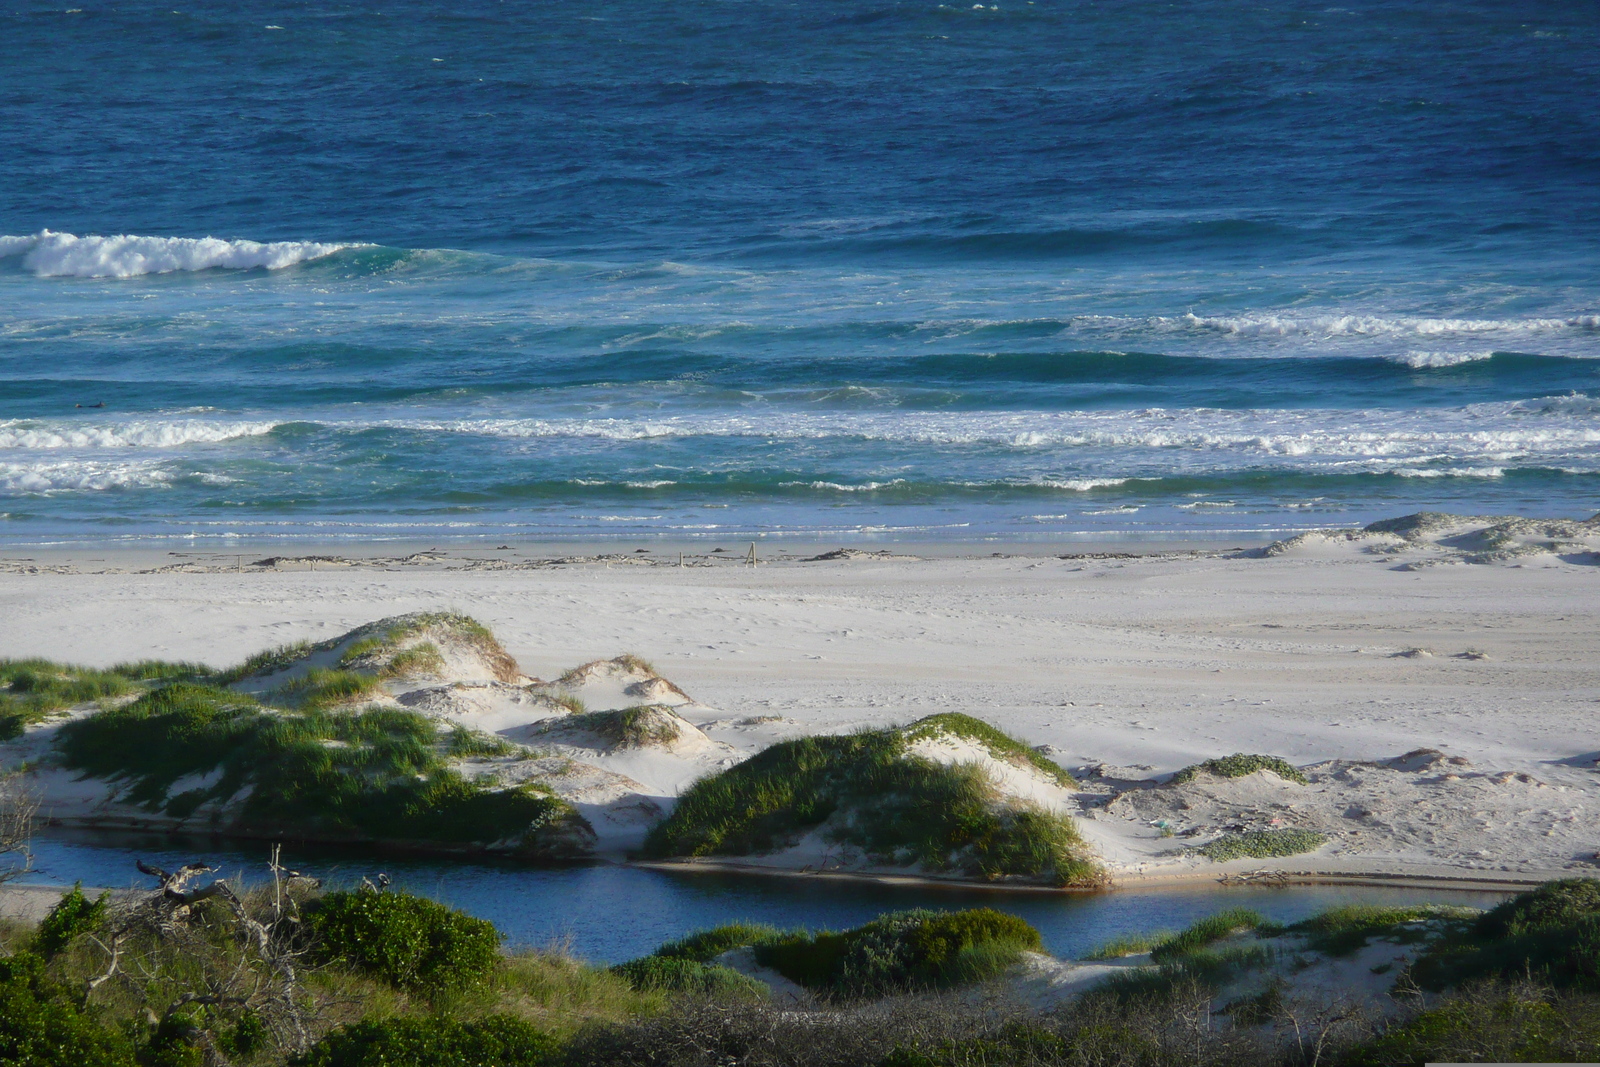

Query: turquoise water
[23,834,1509,964]
[1,0,1597,545]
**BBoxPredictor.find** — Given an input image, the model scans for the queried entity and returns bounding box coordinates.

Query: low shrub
[0,951,135,1066]
[1171,754,1308,786]
[308,890,501,992]
[1193,828,1325,861]
[610,957,768,1000]
[755,908,1041,999]
[294,1014,559,1067]
[1412,880,1600,991]
[33,883,108,959]
[1341,984,1600,1066]
[642,728,1102,886]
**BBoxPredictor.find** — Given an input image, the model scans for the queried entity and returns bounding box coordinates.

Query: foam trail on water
[0,419,280,449]
[0,230,351,278]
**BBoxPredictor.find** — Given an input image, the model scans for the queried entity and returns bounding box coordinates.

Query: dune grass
[562,707,680,747]
[274,667,385,710]
[1082,930,1174,960]
[0,658,139,738]
[640,726,1102,886]
[1149,908,1270,962]
[1193,828,1326,862]
[1288,903,1449,956]
[1171,753,1308,785]
[55,682,585,852]
[902,712,1077,788]
[650,923,782,963]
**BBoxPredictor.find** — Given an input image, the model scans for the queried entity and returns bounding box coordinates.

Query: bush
[1193,829,1325,861]
[0,952,134,1066]
[1172,754,1308,786]
[1289,904,1443,956]
[901,713,1077,788]
[642,729,1101,886]
[563,707,680,747]
[755,908,1041,999]
[610,957,769,1000]
[308,890,501,992]
[1477,878,1600,939]
[1341,984,1600,1066]
[1412,880,1600,991]
[56,684,587,853]
[294,1015,558,1067]
[34,883,108,959]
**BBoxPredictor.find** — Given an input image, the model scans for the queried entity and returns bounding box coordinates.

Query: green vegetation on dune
[0,658,138,738]
[1194,828,1326,861]
[642,720,1100,886]
[293,1015,559,1067]
[559,706,681,747]
[309,890,501,992]
[609,957,769,1000]
[1148,908,1269,962]
[211,640,315,686]
[1171,753,1309,785]
[273,667,385,710]
[56,682,587,853]
[620,908,1040,1002]
[902,712,1077,788]
[1411,878,1600,991]
[1287,903,1462,956]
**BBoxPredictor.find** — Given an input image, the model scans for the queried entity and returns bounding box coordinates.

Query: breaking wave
[0,230,352,278]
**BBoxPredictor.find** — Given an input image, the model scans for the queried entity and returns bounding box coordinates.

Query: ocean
[2,0,1597,546]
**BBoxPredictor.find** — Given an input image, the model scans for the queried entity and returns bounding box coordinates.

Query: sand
[2,515,1598,886]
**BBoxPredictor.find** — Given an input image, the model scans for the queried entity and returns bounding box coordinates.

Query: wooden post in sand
[746,542,757,568]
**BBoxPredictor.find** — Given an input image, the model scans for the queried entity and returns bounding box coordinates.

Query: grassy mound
[552,706,682,747]
[1193,828,1325,861]
[640,724,1101,886]
[755,908,1041,999]
[0,659,133,739]
[214,612,520,688]
[55,683,590,855]
[294,1015,559,1067]
[1170,753,1308,785]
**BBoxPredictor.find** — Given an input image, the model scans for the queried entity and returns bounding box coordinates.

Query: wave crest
[0,419,279,449]
[0,230,351,278]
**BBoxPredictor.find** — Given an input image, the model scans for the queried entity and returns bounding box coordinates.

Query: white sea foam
[0,230,351,278]
[1179,312,1599,338]
[0,419,278,449]
[0,460,173,493]
[1392,350,1495,368]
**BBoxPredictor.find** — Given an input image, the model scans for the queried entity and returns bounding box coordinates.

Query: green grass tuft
[274,667,384,710]
[1082,930,1175,960]
[211,640,315,686]
[0,658,137,738]
[1149,908,1267,962]
[650,923,782,963]
[1288,903,1447,956]
[562,707,680,747]
[1193,828,1326,861]
[901,712,1077,788]
[1171,753,1308,785]
[609,957,768,1000]
[641,727,1101,886]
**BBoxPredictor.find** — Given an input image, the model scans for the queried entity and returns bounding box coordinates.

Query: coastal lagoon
[23,832,1510,965]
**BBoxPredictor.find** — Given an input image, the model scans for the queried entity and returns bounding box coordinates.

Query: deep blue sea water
[2,0,1597,545]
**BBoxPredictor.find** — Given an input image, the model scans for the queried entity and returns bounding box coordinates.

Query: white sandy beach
[2,515,1598,887]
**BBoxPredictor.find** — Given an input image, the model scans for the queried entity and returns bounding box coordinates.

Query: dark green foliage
[219,1011,268,1059]
[57,683,582,850]
[901,713,1077,788]
[308,890,501,992]
[0,952,136,1067]
[1149,909,1267,962]
[293,1015,558,1067]
[1193,828,1325,861]
[34,882,108,959]
[1171,754,1308,786]
[1477,878,1600,939]
[609,957,769,1000]
[651,923,782,962]
[1288,904,1439,956]
[642,728,1101,886]
[0,658,136,737]
[754,908,1042,999]
[138,1011,205,1067]
[1341,985,1600,1066]
[1412,880,1600,991]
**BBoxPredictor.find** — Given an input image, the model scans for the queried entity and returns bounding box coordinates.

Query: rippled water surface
[2,0,1596,544]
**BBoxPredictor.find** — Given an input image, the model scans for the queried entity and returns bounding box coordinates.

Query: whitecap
[0,230,352,278]
[0,419,278,449]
